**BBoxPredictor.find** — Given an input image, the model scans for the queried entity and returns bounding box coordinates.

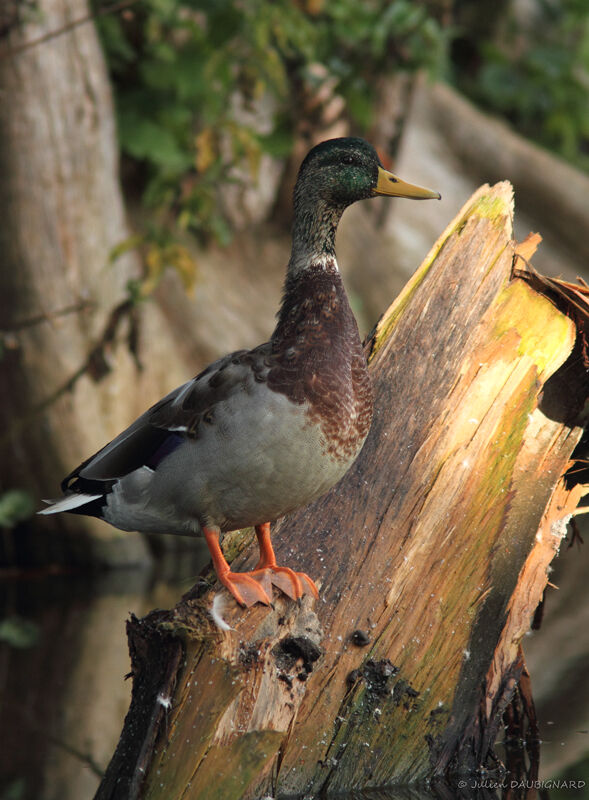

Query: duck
[39,137,440,607]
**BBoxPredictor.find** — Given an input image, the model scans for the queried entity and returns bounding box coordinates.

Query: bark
[0,0,187,565]
[97,181,587,798]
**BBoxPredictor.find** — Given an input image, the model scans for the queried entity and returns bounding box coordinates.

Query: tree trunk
[0,0,187,565]
[97,181,586,798]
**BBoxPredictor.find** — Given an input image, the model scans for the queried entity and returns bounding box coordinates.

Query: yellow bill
[374,166,441,200]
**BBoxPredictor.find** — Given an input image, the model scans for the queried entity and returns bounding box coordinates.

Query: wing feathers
[38,493,102,515]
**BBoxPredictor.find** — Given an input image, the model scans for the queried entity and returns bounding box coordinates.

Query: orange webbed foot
[257,566,319,601]
[204,525,273,607]
[224,567,319,606]
[218,569,273,608]
[294,571,320,600]
[253,523,320,602]
[260,565,302,601]
[203,524,319,608]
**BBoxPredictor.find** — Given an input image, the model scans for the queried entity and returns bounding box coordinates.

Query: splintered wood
[97,184,587,800]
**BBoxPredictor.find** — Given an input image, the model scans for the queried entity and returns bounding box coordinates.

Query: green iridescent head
[295,137,440,208]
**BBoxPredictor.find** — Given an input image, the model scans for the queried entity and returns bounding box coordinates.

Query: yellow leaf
[195,127,216,173]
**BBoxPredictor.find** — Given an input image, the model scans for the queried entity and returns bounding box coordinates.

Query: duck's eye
[340,154,356,166]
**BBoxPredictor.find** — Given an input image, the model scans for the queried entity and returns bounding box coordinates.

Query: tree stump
[96,183,587,799]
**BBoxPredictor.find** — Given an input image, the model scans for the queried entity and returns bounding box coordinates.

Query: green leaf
[119,113,192,171]
[1,777,27,800]
[0,490,34,527]
[0,617,39,649]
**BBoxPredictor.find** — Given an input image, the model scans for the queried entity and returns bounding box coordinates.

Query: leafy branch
[96,0,448,244]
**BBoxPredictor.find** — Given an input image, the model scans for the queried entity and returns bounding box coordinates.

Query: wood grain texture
[97,183,583,799]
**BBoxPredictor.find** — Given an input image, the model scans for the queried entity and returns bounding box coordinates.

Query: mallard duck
[39,137,440,606]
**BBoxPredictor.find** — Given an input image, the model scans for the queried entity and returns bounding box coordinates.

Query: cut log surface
[96,183,586,800]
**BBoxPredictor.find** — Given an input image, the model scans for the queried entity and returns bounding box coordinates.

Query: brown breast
[268,263,373,462]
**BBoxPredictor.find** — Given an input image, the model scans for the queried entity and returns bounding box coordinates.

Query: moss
[187,731,285,800]
[490,280,574,377]
[470,193,512,227]
[222,526,255,562]
[144,647,244,799]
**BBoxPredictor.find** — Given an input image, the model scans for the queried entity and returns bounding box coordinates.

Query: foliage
[110,229,198,301]
[0,616,39,649]
[0,490,34,528]
[454,0,589,170]
[0,777,26,800]
[96,0,588,259]
[95,0,448,245]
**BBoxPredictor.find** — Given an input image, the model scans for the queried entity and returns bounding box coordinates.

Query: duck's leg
[203,526,272,607]
[251,522,319,601]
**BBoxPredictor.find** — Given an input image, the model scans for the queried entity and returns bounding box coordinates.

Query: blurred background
[0,1,588,798]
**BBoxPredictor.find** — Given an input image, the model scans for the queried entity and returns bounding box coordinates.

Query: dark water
[0,547,587,800]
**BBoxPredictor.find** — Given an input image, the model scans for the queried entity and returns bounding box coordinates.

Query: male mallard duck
[39,138,440,607]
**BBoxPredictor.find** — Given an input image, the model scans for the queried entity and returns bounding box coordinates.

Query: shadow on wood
[96,183,587,799]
